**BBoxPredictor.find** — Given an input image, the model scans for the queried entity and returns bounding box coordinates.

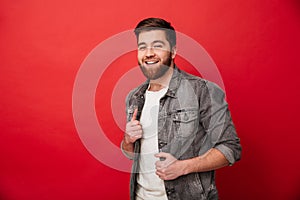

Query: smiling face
[137,30,176,80]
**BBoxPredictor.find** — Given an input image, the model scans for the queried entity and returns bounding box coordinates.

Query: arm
[155,148,228,180]
[183,148,229,173]
[155,81,241,180]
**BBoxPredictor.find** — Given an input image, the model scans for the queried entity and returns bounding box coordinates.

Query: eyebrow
[152,40,166,45]
[138,40,166,47]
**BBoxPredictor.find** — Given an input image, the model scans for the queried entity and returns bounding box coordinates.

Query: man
[121,18,241,200]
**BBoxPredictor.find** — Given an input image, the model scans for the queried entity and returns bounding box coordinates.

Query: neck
[148,63,174,92]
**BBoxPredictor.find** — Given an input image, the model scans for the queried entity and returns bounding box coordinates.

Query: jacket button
[184,113,189,121]
[173,115,178,120]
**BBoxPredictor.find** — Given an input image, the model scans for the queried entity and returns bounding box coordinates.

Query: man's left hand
[155,152,185,180]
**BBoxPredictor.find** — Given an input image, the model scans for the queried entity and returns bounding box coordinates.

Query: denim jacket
[124,66,241,200]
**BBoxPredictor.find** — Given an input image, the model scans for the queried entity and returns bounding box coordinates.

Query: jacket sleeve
[198,81,241,165]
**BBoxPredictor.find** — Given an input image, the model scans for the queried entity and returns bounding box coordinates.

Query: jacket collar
[165,65,181,98]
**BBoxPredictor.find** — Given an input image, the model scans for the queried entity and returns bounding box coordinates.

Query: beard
[139,54,172,80]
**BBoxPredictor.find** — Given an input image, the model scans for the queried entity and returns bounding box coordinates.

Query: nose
[145,47,155,57]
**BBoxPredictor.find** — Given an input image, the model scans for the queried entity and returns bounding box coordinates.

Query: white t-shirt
[136,87,168,200]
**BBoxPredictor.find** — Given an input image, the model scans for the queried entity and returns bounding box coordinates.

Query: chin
[140,65,170,80]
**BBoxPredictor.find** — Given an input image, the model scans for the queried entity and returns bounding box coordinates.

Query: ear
[171,46,177,59]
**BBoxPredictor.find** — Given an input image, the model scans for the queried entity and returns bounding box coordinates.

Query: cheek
[137,52,144,60]
[160,51,172,60]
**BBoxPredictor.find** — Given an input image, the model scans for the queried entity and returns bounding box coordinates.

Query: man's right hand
[124,108,143,144]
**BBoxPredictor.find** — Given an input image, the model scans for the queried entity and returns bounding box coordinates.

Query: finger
[156,171,167,180]
[155,152,169,159]
[131,108,138,122]
[131,129,143,137]
[156,170,162,176]
[133,134,142,139]
[130,120,140,126]
[155,160,162,168]
[155,152,168,162]
[127,125,142,134]
[126,130,142,142]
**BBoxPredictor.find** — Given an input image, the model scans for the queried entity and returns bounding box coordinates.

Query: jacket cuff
[214,144,235,166]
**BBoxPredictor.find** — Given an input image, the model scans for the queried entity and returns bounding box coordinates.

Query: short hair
[134,18,176,48]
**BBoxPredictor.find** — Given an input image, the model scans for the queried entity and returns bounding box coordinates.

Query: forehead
[137,30,168,44]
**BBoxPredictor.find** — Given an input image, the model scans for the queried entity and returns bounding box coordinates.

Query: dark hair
[134,18,176,48]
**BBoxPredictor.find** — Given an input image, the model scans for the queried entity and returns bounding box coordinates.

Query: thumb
[155,152,169,159]
[131,108,138,122]
[155,152,169,162]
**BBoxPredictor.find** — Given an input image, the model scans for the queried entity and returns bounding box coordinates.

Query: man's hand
[155,152,185,180]
[155,149,230,180]
[124,108,143,144]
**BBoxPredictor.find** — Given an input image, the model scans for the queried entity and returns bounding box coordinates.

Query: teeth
[145,61,158,64]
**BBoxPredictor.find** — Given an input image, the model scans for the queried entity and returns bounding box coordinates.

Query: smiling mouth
[145,60,159,65]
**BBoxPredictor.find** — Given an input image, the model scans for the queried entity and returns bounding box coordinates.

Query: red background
[1,0,300,199]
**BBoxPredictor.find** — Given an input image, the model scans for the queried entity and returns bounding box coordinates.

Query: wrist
[179,160,190,176]
[121,140,134,160]
[122,136,135,152]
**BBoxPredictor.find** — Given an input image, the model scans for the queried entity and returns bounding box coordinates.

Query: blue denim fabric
[124,66,241,200]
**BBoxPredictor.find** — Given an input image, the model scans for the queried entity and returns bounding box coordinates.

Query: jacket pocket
[172,109,199,137]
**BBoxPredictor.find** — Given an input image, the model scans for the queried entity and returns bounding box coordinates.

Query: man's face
[137,30,175,80]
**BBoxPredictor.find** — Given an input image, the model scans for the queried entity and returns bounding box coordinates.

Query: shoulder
[179,69,209,89]
[178,68,225,99]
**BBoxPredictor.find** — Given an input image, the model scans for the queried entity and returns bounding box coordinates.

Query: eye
[153,44,163,49]
[138,46,146,51]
